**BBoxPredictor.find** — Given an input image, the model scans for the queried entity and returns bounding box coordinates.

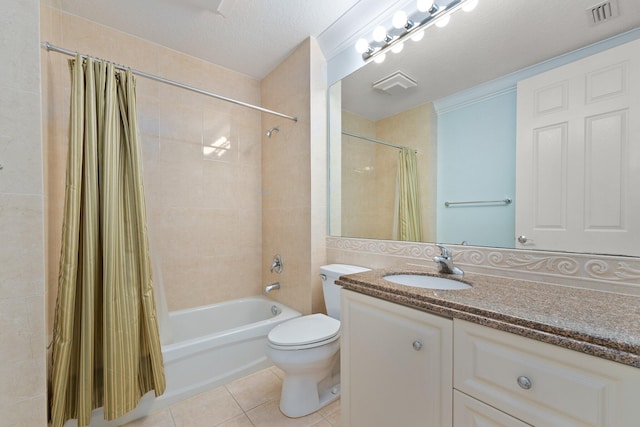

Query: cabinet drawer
[454,390,531,427]
[454,319,640,427]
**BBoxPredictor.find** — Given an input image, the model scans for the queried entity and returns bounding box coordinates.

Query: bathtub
[71,296,301,427]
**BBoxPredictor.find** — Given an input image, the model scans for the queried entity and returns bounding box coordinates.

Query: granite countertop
[337,264,640,368]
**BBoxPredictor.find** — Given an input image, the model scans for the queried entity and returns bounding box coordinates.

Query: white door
[516,38,640,255]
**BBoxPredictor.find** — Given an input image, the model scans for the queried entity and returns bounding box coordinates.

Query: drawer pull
[412,340,423,351]
[517,376,532,390]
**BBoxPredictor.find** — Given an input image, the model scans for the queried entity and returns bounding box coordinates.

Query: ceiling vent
[587,0,619,26]
[372,71,418,96]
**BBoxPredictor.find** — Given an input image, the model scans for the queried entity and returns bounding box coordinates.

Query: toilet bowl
[267,264,369,418]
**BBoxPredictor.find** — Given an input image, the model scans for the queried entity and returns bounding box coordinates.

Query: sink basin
[383,274,471,290]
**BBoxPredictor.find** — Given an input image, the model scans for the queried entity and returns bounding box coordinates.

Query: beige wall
[340,103,437,242]
[40,4,265,328]
[376,103,437,241]
[261,38,327,315]
[0,1,48,425]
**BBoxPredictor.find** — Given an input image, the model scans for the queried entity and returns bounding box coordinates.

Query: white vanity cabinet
[340,289,453,427]
[454,390,531,427]
[454,319,640,427]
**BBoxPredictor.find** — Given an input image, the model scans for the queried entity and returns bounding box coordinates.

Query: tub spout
[265,282,280,294]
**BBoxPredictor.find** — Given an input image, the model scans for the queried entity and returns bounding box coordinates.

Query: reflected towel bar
[444,198,512,207]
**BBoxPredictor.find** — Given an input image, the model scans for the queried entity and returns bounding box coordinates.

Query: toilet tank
[320,264,370,320]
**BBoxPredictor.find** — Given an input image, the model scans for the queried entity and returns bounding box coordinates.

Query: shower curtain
[49,56,165,427]
[394,148,423,241]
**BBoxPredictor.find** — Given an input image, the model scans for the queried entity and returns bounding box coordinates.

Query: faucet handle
[436,244,452,258]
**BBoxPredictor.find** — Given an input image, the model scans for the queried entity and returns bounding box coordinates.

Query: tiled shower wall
[0,0,47,425]
[40,4,265,337]
[340,103,437,242]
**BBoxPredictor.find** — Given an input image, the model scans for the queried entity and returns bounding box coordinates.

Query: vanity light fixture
[355,0,477,63]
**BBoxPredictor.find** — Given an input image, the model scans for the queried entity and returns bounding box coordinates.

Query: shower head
[265,126,280,138]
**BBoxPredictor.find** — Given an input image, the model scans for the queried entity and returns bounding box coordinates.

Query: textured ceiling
[59,0,401,79]
[59,0,640,114]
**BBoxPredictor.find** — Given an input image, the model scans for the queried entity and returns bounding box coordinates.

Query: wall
[436,91,516,248]
[340,103,437,242]
[261,38,328,315]
[40,3,264,330]
[377,103,437,241]
[0,1,47,425]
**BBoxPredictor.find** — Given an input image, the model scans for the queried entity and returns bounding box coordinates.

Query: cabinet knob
[517,235,528,244]
[517,376,532,390]
[412,340,423,351]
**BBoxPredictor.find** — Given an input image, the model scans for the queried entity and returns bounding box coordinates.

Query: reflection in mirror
[329,0,640,256]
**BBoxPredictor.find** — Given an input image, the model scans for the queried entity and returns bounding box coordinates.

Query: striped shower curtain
[49,56,165,427]
[394,148,423,241]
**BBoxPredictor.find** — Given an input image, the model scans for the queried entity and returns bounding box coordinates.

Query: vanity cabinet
[454,319,640,427]
[454,390,531,427]
[340,289,453,427]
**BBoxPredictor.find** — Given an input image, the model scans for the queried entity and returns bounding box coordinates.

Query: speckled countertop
[337,264,640,368]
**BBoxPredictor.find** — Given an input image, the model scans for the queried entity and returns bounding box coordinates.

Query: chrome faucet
[265,282,280,294]
[433,244,464,276]
[270,254,283,274]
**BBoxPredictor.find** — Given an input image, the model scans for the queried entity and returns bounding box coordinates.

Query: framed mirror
[329,0,640,257]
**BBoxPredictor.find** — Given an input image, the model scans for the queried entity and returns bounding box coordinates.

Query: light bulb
[462,0,478,12]
[411,30,424,42]
[355,38,370,54]
[435,14,450,28]
[391,42,404,54]
[416,0,431,12]
[392,10,408,29]
[372,26,387,42]
[374,53,386,64]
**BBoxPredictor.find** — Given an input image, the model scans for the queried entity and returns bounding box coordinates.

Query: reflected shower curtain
[50,56,165,427]
[394,148,423,241]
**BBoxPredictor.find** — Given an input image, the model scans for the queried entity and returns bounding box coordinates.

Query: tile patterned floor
[123,367,342,427]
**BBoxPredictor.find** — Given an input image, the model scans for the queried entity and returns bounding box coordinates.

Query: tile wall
[40,3,265,334]
[0,1,47,425]
[261,38,328,315]
[340,103,437,242]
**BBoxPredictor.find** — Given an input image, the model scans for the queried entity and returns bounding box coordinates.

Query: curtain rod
[342,130,417,153]
[41,41,298,122]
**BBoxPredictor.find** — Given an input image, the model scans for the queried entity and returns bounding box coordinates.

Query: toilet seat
[268,314,340,350]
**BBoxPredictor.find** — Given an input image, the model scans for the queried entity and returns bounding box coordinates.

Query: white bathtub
[71,296,301,427]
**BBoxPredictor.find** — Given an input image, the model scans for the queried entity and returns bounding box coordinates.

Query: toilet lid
[268,314,340,347]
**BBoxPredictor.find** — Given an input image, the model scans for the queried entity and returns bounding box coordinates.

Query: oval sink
[383,274,471,290]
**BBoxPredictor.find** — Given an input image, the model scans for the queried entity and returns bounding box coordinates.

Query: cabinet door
[341,289,453,427]
[454,390,531,427]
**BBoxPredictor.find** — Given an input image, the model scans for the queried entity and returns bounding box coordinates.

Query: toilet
[266,264,370,418]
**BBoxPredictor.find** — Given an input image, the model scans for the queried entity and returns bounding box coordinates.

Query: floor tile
[170,385,243,427]
[226,368,282,411]
[122,408,175,427]
[216,413,255,427]
[246,399,324,427]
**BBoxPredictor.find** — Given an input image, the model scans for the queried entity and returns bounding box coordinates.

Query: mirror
[329,0,640,256]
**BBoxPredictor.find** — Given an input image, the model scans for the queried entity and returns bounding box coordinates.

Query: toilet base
[279,372,340,418]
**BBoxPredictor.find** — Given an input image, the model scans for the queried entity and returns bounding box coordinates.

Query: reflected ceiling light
[411,30,425,42]
[462,0,478,11]
[435,14,451,27]
[356,0,477,63]
[391,42,404,54]
[374,53,386,63]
